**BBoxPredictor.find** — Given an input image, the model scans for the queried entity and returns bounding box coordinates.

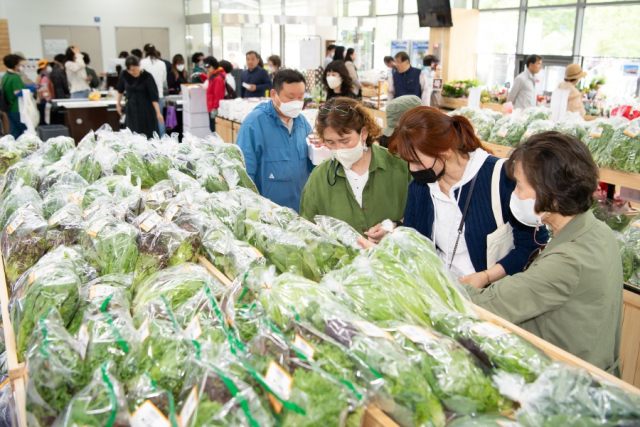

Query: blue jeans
[157,98,165,137]
[71,90,90,99]
[7,112,26,139]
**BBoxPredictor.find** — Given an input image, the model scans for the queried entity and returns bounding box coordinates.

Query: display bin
[37,124,70,140]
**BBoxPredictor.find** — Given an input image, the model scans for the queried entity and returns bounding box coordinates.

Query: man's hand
[248,84,257,92]
[364,222,391,244]
[460,272,490,289]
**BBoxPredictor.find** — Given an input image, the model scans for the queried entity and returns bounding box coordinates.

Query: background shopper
[140,43,167,136]
[507,54,542,110]
[323,60,357,101]
[64,44,90,98]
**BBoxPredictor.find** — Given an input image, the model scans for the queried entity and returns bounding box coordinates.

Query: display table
[51,99,121,141]
[440,96,505,112]
[215,116,241,143]
[484,141,640,388]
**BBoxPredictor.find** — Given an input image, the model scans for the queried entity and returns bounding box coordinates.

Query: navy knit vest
[392,67,422,98]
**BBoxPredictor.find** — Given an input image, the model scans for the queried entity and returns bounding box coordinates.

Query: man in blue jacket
[241,51,272,98]
[236,69,312,211]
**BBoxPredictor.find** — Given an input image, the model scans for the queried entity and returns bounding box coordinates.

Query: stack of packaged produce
[1,127,639,427]
[449,107,640,174]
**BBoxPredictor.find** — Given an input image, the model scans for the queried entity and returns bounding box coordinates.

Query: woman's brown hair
[388,106,486,164]
[315,97,381,146]
[507,131,598,216]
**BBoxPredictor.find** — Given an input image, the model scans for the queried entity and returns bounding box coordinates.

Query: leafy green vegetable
[522,107,552,126]
[469,113,497,142]
[80,215,139,275]
[144,152,174,183]
[1,205,48,285]
[113,150,155,188]
[45,202,86,250]
[203,227,266,281]
[489,115,526,147]
[40,172,89,219]
[169,169,202,193]
[431,312,551,383]
[126,374,179,427]
[0,179,42,229]
[598,122,640,173]
[520,120,555,143]
[1,161,40,199]
[72,149,102,183]
[39,136,75,165]
[583,121,616,166]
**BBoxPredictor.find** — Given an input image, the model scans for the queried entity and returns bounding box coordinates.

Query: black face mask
[410,158,445,185]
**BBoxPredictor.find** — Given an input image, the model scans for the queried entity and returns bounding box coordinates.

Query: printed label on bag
[180,386,198,427]
[353,321,393,340]
[265,360,293,401]
[49,210,70,226]
[140,211,163,232]
[184,315,202,340]
[397,325,438,344]
[470,322,511,339]
[524,131,532,138]
[131,400,171,427]
[623,126,640,138]
[164,204,180,222]
[83,204,101,218]
[252,247,263,258]
[146,191,166,203]
[89,285,113,299]
[138,318,150,342]
[497,126,509,138]
[87,219,110,237]
[68,188,86,204]
[589,126,604,138]
[6,215,24,235]
[29,264,55,285]
[495,421,523,427]
[293,334,315,360]
[78,324,89,361]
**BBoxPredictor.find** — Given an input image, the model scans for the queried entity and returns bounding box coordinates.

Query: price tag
[68,188,86,204]
[83,204,101,218]
[184,315,202,340]
[6,215,24,235]
[623,126,640,138]
[28,264,55,285]
[496,421,523,427]
[497,126,509,138]
[589,126,604,138]
[140,211,163,232]
[293,334,315,359]
[87,219,110,237]
[470,322,511,339]
[252,247,263,258]
[164,204,180,222]
[49,210,70,226]
[131,400,171,427]
[265,360,293,401]
[78,324,90,361]
[353,321,393,340]
[180,386,198,427]
[89,285,113,299]
[524,131,532,138]
[146,191,166,203]
[138,318,150,342]
[397,325,438,344]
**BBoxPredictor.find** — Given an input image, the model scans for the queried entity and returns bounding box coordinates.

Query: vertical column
[211,0,222,58]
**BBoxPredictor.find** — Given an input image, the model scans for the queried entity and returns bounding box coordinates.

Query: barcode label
[397,325,438,344]
[623,126,640,138]
[470,322,511,339]
[130,400,171,427]
[68,188,86,204]
[6,215,24,235]
[497,126,509,138]
[83,204,101,218]
[293,334,315,359]
[180,387,198,427]
[589,127,604,138]
[140,211,163,232]
[49,210,69,226]
[265,360,293,400]
[146,191,166,203]
[28,264,55,284]
[354,321,393,340]
[87,219,110,237]
[164,204,180,222]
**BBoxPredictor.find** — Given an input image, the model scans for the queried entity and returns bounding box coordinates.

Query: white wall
[1,0,185,72]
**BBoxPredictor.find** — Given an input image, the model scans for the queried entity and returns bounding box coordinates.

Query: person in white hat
[558,63,587,117]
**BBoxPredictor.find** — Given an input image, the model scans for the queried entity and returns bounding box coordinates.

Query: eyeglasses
[524,228,548,271]
[319,105,353,116]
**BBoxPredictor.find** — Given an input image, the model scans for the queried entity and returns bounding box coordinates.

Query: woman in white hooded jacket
[64,45,90,98]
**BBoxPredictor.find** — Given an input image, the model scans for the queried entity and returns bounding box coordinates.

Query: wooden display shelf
[440,97,468,110]
[622,289,640,388]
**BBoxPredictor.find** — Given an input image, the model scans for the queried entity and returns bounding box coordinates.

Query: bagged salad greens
[144,179,176,212]
[390,323,512,414]
[113,149,155,188]
[314,215,361,255]
[598,121,640,173]
[489,115,527,147]
[126,373,179,427]
[203,226,267,281]
[431,312,551,383]
[0,179,42,229]
[0,135,25,173]
[448,107,477,119]
[39,136,75,165]
[216,153,258,193]
[553,112,586,139]
[582,119,618,165]
[469,112,497,142]
[497,363,640,426]
[71,149,102,184]
[374,227,475,314]
[25,308,89,426]
[45,202,85,250]
[520,119,555,143]
[195,156,230,193]
[1,161,40,198]
[80,214,139,275]
[168,168,202,193]
[56,361,130,427]
[40,171,89,219]
[132,209,201,284]
[144,151,174,183]
[1,204,49,284]
[522,107,552,126]
[447,414,517,426]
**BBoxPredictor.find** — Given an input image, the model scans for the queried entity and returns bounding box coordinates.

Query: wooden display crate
[440,97,467,110]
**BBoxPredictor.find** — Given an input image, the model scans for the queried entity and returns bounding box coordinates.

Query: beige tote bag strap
[491,159,508,228]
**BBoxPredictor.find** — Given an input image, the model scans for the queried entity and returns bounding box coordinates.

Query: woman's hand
[364,222,392,244]
[72,44,81,55]
[460,272,490,289]
[357,236,376,249]
[157,112,165,123]
[116,105,123,116]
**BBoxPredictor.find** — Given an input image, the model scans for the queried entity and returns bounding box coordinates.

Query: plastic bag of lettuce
[520,119,555,143]
[489,114,526,147]
[598,121,640,173]
[80,214,139,275]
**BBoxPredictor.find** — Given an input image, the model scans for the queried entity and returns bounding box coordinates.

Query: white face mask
[268,66,275,73]
[326,75,342,90]
[330,132,368,170]
[176,64,185,72]
[45,66,52,74]
[275,92,304,118]
[510,193,544,228]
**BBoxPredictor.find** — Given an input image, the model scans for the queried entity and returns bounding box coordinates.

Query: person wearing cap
[378,95,422,148]
[558,64,587,117]
[202,56,226,133]
[300,97,412,239]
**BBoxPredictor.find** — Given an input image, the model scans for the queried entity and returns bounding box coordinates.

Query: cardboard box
[183,125,212,139]
[181,84,207,113]
[183,112,210,128]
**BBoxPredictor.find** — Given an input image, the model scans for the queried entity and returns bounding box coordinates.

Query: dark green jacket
[300,144,412,235]
[464,211,623,375]
[2,71,24,113]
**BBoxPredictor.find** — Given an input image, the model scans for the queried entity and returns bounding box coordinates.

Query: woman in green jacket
[300,97,412,239]
[462,131,623,376]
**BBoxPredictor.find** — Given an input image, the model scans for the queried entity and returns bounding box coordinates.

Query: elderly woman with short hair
[462,131,623,376]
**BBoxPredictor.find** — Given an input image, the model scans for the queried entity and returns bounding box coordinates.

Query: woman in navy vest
[382,107,548,288]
